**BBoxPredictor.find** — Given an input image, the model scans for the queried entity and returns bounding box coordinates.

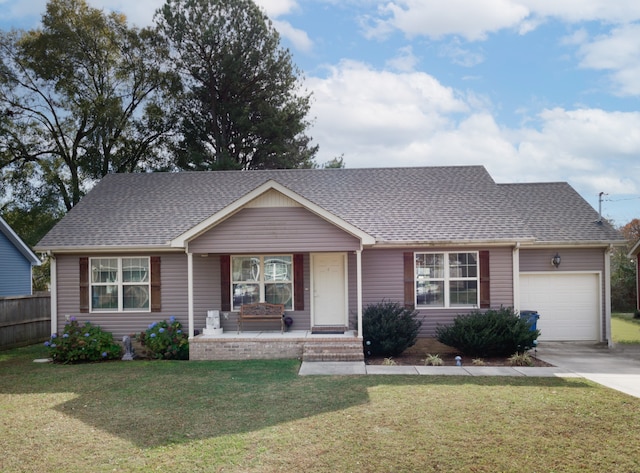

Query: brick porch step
[302,339,364,362]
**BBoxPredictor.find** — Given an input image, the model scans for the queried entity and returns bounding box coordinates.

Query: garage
[519,273,601,341]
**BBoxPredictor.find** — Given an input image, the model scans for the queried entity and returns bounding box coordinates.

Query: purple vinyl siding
[360,247,514,337]
[189,207,361,253]
[56,253,189,339]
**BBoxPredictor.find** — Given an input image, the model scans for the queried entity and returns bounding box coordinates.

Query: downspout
[356,247,363,339]
[604,244,613,347]
[512,242,520,312]
[187,248,195,339]
[49,253,57,336]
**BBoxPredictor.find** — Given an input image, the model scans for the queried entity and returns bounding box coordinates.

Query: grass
[612,312,640,343]
[1,345,640,472]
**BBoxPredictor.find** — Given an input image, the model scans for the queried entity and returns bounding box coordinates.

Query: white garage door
[519,273,600,341]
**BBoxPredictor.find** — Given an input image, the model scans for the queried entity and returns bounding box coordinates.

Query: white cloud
[305,60,640,204]
[363,0,640,44]
[272,19,313,53]
[386,46,419,72]
[367,0,530,41]
[86,0,163,26]
[574,23,640,96]
[255,0,298,17]
[519,0,640,24]
[439,39,485,67]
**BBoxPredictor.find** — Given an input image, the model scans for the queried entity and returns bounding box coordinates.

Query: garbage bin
[519,310,540,331]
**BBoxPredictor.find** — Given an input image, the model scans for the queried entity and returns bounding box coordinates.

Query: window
[90,257,150,312]
[415,252,478,308]
[231,255,293,310]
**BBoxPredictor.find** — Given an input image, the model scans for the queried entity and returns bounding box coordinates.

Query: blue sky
[1,0,639,226]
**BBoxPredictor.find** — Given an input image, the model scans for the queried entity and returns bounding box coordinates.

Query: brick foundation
[189,332,364,362]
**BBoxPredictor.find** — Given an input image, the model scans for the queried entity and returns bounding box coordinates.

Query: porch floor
[195,329,358,340]
[190,330,364,362]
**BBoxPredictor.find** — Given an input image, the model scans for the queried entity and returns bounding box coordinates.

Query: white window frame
[89,257,151,313]
[415,251,479,309]
[231,255,294,311]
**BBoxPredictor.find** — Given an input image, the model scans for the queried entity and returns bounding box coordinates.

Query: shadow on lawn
[0,345,596,449]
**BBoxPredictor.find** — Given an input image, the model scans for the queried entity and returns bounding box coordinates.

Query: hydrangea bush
[45,318,122,364]
[137,316,189,360]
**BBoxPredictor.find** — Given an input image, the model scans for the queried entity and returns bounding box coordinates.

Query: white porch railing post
[356,248,363,339]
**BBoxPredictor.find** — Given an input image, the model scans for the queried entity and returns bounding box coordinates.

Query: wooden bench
[237,302,285,333]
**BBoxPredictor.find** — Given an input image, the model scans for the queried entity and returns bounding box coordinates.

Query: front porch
[189,330,364,362]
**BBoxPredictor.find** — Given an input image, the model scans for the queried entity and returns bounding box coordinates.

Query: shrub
[435,307,540,358]
[508,352,534,367]
[363,301,422,357]
[138,317,189,360]
[424,353,443,366]
[45,318,122,364]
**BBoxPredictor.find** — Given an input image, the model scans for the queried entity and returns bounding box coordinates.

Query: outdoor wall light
[551,253,561,268]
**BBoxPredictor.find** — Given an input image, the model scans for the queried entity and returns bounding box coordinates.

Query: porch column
[187,250,195,339]
[356,248,363,338]
[512,242,520,311]
[50,254,57,335]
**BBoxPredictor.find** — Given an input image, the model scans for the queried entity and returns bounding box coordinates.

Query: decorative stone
[203,310,223,336]
[122,335,135,361]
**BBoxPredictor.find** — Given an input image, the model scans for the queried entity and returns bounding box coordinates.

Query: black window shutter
[220,255,231,311]
[403,252,415,309]
[150,256,161,312]
[479,250,490,309]
[294,253,304,311]
[79,257,89,313]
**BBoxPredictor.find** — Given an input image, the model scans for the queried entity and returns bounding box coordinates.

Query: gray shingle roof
[35,166,624,250]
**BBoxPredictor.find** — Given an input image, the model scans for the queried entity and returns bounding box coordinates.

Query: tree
[0,0,177,211]
[611,218,640,312]
[155,0,318,170]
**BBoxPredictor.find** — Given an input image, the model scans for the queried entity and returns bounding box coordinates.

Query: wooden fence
[0,293,51,350]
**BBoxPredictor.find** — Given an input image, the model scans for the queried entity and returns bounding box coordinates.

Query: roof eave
[35,245,181,255]
[1,217,41,265]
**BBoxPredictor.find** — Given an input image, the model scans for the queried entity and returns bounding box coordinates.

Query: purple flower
[50,343,56,348]
[44,341,50,347]
[177,330,182,334]
[101,352,108,358]
[84,333,90,337]
[148,322,157,329]
[159,327,165,333]
[51,333,57,339]
[169,316,176,323]
[63,333,69,338]
[150,333,156,338]
[69,316,77,322]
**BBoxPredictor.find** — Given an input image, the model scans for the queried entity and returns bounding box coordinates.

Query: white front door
[312,252,347,326]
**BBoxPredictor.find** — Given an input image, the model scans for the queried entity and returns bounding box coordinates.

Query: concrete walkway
[298,342,640,399]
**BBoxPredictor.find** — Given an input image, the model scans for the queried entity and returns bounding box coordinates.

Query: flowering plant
[45,318,122,364]
[137,316,189,360]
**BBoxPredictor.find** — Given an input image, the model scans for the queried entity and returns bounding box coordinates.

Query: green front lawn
[612,312,640,344]
[1,344,639,472]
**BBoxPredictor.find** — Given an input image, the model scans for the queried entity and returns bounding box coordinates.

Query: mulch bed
[365,338,552,367]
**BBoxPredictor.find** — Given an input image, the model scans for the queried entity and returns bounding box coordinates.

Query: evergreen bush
[435,307,539,358]
[363,301,422,357]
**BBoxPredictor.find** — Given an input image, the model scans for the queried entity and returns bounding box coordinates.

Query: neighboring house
[0,216,41,296]
[629,240,640,312]
[35,166,624,357]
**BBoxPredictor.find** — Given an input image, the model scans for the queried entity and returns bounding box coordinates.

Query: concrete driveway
[535,342,640,398]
